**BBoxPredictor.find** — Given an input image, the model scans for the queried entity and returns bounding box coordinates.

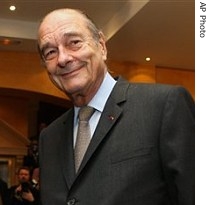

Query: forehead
[19,169,29,174]
[38,10,89,40]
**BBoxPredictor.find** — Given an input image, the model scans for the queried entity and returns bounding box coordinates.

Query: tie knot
[78,106,95,121]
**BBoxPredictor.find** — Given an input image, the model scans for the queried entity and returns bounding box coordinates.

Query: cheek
[45,62,57,74]
[80,43,102,63]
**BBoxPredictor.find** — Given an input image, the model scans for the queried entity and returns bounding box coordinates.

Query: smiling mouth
[61,69,80,78]
[59,62,86,78]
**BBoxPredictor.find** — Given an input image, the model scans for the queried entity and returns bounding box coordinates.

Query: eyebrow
[62,31,84,41]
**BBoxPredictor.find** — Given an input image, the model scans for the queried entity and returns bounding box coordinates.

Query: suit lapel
[59,109,76,189]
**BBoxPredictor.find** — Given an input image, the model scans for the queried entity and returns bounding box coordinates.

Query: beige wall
[156,67,195,99]
[0,96,29,136]
[108,61,194,99]
[0,51,68,99]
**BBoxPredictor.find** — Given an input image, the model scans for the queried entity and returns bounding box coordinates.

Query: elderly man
[37,8,195,205]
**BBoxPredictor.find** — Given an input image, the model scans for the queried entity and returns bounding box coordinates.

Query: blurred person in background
[8,167,39,205]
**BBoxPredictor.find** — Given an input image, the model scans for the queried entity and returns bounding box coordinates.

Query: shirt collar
[74,72,116,114]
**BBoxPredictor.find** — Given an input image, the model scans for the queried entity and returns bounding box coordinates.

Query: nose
[57,46,73,68]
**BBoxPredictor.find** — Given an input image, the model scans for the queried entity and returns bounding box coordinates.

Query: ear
[98,31,107,61]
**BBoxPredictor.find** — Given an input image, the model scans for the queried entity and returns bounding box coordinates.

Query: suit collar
[110,76,129,104]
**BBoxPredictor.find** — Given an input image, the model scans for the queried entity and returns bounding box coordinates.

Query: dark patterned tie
[74,106,95,172]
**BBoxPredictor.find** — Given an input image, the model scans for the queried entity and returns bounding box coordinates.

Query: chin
[64,84,83,95]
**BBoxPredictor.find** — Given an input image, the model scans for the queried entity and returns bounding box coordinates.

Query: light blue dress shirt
[73,72,116,147]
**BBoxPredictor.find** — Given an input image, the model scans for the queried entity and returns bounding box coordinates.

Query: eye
[43,48,58,60]
[72,40,80,45]
[68,40,83,50]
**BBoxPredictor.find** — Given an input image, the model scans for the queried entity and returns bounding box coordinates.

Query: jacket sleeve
[160,86,195,205]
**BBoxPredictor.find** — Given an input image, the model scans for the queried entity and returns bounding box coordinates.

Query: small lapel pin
[108,115,115,121]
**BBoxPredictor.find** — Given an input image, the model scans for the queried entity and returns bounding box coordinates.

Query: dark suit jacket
[39,77,195,205]
[0,179,9,205]
[8,184,40,205]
